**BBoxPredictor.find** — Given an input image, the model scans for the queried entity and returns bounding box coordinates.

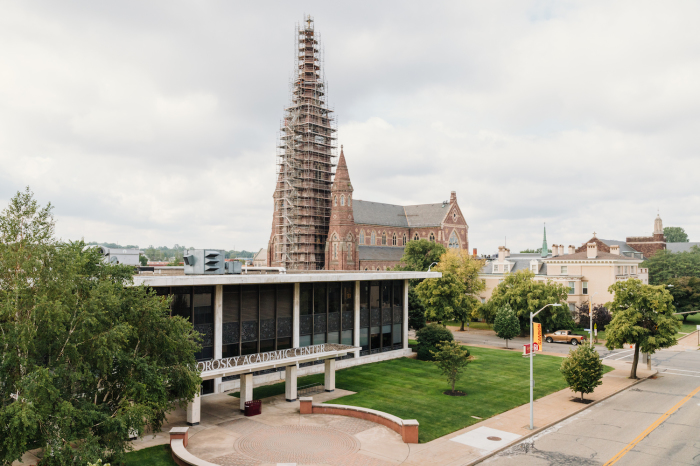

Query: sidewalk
[400,358,656,466]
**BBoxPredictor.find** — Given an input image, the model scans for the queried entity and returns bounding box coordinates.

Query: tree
[642,248,700,285]
[139,254,148,266]
[493,304,520,348]
[394,239,447,272]
[0,189,202,465]
[520,248,551,254]
[479,270,572,334]
[414,273,466,324]
[415,323,454,361]
[393,239,448,330]
[434,250,485,330]
[407,287,426,331]
[559,345,604,401]
[605,278,681,379]
[431,341,470,394]
[667,277,700,322]
[664,226,689,243]
[575,302,612,331]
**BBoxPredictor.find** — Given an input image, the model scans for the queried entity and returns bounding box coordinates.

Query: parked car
[544,330,585,346]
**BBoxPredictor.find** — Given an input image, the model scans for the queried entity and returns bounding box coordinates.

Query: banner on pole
[533,323,542,351]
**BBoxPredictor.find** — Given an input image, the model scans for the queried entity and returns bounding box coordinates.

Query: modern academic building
[133,262,438,425]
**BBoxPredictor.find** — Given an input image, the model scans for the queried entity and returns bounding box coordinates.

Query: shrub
[560,344,604,401]
[408,287,427,331]
[493,304,520,348]
[416,323,454,361]
[431,341,471,393]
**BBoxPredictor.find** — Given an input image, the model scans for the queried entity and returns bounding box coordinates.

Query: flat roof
[132,271,441,287]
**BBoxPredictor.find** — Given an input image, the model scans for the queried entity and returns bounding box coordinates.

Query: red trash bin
[244,400,262,417]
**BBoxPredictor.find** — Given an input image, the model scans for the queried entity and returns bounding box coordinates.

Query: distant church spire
[541,224,548,258]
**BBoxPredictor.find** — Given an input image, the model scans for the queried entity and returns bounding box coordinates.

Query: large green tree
[642,247,700,285]
[434,250,485,330]
[0,189,201,465]
[667,277,700,322]
[664,226,689,243]
[414,273,466,324]
[605,278,680,379]
[393,239,447,329]
[479,270,572,334]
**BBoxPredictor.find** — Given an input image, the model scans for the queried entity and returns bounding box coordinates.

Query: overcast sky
[2,1,699,254]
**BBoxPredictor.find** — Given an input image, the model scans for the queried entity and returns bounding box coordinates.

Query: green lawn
[122,444,176,466]
[678,312,700,336]
[229,347,605,442]
[572,328,607,342]
[442,321,492,330]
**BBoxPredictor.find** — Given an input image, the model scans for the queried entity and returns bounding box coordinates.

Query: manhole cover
[487,436,502,441]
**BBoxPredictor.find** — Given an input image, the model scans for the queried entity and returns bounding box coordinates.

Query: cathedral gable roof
[353,200,454,228]
[358,246,406,261]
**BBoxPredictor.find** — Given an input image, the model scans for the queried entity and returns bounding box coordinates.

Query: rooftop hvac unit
[183,249,225,275]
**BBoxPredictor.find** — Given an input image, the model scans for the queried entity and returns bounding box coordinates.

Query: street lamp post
[530,303,561,430]
[427,262,438,272]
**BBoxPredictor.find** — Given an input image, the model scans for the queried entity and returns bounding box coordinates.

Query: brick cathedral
[267,17,468,271]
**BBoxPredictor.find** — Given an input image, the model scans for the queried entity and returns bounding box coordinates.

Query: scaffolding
[271,16,337,271]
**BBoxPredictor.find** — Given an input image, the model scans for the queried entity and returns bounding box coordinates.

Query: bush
[416,323,454,361]
[560,344,604,401]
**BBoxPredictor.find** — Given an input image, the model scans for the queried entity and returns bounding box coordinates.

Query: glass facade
[299,282,354,348]
[359,280,404,356]
[166,286,214,361]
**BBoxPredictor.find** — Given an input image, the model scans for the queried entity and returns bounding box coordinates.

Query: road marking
[661,372,700,378]
[603,384,700,466]
[659,367,700,374]
[601,349,634,360]
[611,352,636,361]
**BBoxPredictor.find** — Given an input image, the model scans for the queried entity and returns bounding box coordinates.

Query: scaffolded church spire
[269,16,337,270]
[541,224,548,258]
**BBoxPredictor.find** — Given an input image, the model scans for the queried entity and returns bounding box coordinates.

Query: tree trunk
[452,379,455,392]
[505,339,509,348]
[580,392,584,401]
[630,343,640,379]
[460,321,465,331]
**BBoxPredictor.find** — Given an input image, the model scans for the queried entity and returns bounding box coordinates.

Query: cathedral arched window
[414,233,420,241]
[392,233,397,246]
[333,243,338,259]
[448,230,460,249]
[359,230,365,244]
[403,233,407,245]
[376,267,380,271]
[371,231,376,245]
[334,196,338,206]
[348,246,352,260]
[429,232,435,242]
[382,232,387,245]
[348,195,352,207]
[340,195,345,206]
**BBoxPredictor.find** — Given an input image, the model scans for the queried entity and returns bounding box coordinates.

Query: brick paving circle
[236,424,360,464]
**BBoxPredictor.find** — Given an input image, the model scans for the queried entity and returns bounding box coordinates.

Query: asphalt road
[452,329,618,356]
[482,346,700,466]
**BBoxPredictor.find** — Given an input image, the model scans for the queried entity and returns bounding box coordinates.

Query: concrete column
[324,358,336,392]
[354,281,360,357]
[214,284,223,393]
[285,365,298,402]
[239,373,253,411]
[293,283,300,348]
[403,279,409,350]
[186,391,200,426]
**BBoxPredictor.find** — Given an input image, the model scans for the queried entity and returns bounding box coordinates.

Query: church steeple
[541,224,548,258]
[326,145,357,270]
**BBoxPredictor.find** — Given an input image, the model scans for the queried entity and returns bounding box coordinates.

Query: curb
[462,369,658,466]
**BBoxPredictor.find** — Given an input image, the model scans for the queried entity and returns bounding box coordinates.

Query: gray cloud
[1,1,698,254]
